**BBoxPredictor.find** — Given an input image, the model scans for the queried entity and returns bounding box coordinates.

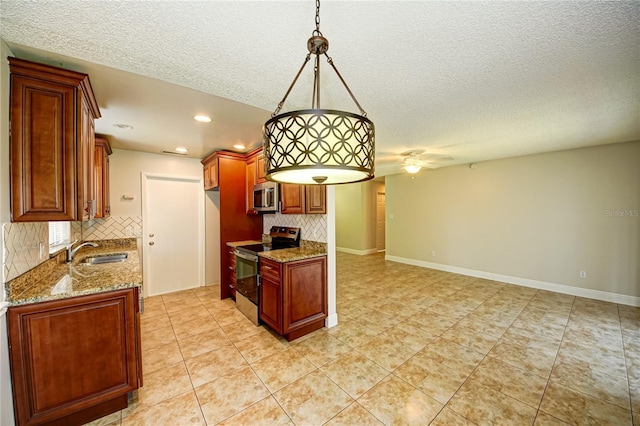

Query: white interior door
[376,192,386,252]
[142,173,204,297]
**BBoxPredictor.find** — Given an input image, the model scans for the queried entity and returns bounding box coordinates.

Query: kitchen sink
[78,253,128,265]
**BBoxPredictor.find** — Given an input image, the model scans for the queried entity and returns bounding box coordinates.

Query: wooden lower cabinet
[259,256,327,341]
[7,288,142,426]
[227,246,237,298]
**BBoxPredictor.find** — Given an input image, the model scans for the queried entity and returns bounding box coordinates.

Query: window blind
[48,222,70,246]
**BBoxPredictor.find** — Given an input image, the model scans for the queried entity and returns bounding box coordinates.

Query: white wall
[0,38,16,426]
[205,191,221,286]
[386,141,640,304]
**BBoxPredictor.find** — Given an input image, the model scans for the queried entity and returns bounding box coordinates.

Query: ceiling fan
[376,150,455,174]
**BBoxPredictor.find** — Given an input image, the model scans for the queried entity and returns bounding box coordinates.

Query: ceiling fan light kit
[403,153,424,174]
[263,0,375,185]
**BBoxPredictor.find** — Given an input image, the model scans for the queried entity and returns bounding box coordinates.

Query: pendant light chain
[314,0,322,36]
[263,0,375,185]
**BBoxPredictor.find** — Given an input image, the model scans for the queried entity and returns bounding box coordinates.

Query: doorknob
[149,233,154,237]
[149,241,154,246]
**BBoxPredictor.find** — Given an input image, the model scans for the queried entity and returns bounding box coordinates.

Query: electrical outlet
[431,250,436,257]
[125,227,133,236]
[579,270,587,279]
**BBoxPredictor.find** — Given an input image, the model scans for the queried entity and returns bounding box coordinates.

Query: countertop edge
[258,250,327,263]
[8,282,142,307]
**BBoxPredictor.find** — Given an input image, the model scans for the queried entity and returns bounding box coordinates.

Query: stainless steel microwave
[253,181,279,212]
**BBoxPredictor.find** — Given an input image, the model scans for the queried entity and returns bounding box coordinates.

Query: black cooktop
[237,244,271,254]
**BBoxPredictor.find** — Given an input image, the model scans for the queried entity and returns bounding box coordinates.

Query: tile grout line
[531,293,576,425]
[617,302,635,424]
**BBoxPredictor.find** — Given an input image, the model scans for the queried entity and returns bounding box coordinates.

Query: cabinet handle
[149,241,154,246]
[263,265,273,270]
[149,233,154,237]
[228,266,234,270]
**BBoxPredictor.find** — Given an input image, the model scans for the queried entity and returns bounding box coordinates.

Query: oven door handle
[235,250,259,262]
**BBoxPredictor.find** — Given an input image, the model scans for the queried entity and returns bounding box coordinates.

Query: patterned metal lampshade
[263,0,375,185]
[264,109,375,185]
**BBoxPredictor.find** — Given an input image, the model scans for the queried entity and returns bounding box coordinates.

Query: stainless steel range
[234,226,300,325]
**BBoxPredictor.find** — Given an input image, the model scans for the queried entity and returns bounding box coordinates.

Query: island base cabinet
[260,256,327,342]
[7,288,142,426]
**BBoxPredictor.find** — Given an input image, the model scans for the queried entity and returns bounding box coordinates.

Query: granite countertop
[226,240,263,248]
[6,239,142,307]
[228,239,327,263]
[259,241,327,263]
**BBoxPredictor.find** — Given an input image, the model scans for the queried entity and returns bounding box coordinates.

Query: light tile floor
[87,252,640,425]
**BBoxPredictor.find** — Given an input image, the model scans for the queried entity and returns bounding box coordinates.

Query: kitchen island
[5,238,143,426]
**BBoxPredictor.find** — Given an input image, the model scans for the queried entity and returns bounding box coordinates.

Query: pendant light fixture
[263,0,375,185]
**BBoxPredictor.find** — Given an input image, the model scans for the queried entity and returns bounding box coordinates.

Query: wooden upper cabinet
[93,137,112,219]
[202,155,219,190]
[256,151,266,183]
[9,57,101,222]
[305,185,326,214]
[280,184,306,214]
[245,149,259,215]
[281,184,326,214]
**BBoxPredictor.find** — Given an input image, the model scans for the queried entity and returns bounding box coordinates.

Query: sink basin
[79,253,128,265]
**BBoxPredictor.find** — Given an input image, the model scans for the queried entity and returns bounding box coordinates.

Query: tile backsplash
[263,213,327,242]
[82,216,142,240]
[2,215,142,284]
[3,222,48,282]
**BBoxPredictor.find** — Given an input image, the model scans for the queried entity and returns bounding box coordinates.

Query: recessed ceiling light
[175,147,188,154]
[194,115,212,123]
[233,144,246,150]
[113,123,134,130]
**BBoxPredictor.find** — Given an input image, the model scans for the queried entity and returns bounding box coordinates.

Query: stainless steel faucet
[66,240,99,263]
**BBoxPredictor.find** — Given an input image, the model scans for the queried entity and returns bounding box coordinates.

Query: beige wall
[109,149,220,285]
[387,141,640,302]
[109,149,202,216]
[335,179,386,254]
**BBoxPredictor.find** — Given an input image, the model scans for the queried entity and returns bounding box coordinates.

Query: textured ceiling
[1,1,639,174]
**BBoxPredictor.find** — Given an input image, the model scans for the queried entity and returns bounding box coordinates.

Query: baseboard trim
[385,255,640,307]
[336,247,378,256]
[326,312,339,328]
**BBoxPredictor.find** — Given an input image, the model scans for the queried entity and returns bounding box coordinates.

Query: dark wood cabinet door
[10,74,77,222]
[305,185,326,214]
[7,289,141,426]
[256,153,266,183]
[93,137,111,219]
[203,159,219,191]
[78,97,96,220]
[283,257,327,333]
[259,275,282,333]
[9,57,100,222]
[245,157,257,215]
[227,247,237,297]
[280,184,305,214]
